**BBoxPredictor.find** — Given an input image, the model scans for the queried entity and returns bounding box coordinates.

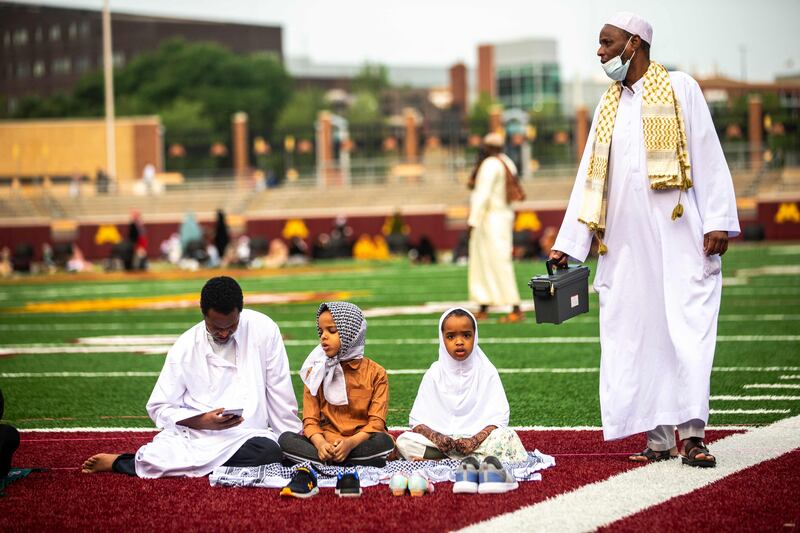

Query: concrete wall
[0,116,162,182]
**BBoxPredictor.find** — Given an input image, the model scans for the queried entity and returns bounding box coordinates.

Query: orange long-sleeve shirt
[302,357,389,440]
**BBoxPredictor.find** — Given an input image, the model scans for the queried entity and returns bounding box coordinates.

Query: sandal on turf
[498,311,525,323]
[628,446,678,463]
[681,438,716,468]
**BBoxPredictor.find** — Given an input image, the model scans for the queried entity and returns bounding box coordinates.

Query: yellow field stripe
[2,290,355,314]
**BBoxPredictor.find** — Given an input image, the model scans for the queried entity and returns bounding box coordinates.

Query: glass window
[76,56,90,73]
[35,27,43,43]
[50,25,61,42]
[8,97,18,113]
[16,63,30,78]
[33,60,45,78]
[13,29,29,46]
[3,31,10,47]
[68,22,78,40]
[79,21,90,39]
[53,57,72,75]
[112,51,125,68]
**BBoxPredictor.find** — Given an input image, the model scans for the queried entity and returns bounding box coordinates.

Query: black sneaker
[280,467,319,499]
[335,471,361,497]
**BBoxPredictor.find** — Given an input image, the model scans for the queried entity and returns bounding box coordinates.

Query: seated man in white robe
[82,276,302,477]
[549,13,739,467]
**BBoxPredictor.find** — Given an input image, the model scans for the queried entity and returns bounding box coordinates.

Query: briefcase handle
[545,258,566,276]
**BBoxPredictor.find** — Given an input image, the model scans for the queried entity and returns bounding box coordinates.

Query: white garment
[647,419,705,451]
[135,309,302,478]
[553,72,740,441]
[468,154,521,306]
[408,308,510,436]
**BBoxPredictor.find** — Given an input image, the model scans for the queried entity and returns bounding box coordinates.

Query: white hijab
[408,308,510,436]
[299,302,366,406]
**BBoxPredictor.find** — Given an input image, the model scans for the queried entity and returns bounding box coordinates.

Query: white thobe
[134,309,302,477]
[468,154,521,307]
[553,72,740,441]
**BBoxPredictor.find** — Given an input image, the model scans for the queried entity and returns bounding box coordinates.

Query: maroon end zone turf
[2,430,747,532]
[601,450,800,532]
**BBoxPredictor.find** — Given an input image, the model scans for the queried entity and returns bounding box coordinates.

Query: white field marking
[709,409,791,415]
[3,313,799,332]
[457,414,800,533]
[779,375,800,380]
[4,334,797,355]
[743,383,800,390]
[5,367,800,379]
[723,287,800,296]
[0,371,160,378]
[734,264,800,275]
[711,395,800,401]
[0,346,171,355]
[19,425,757,434]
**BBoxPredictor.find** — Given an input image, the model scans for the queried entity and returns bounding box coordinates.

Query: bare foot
[81,453,121,473]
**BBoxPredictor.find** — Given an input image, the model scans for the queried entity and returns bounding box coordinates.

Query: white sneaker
[453,456,480,494]
[477,456,518,494]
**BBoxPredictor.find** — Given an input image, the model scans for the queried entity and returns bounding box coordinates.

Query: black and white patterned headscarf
[300,301,367,405]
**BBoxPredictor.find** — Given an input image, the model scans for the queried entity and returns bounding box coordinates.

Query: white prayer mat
[209,450,555,489]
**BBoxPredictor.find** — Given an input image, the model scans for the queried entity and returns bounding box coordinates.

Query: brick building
[0,2,283,114]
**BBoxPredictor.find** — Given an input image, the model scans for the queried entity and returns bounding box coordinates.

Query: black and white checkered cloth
[209,450,555,489]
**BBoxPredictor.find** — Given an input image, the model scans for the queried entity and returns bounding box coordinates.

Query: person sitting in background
[287,237,309,265]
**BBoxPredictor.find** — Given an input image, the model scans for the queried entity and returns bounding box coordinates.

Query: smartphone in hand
[220,408,243,418]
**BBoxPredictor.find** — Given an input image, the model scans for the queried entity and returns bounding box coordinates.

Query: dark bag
[495,156,526,203]
[528,259,590,324]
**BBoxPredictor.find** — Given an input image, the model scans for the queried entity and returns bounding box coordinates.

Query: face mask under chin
[602,37,635,81]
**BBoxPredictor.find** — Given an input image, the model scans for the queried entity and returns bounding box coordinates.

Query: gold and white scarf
[578,61,692,254]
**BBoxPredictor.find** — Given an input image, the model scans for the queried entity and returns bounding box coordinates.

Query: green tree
[346,91,381,126]
[275,89,327,132]
[352,62,390,95]
[11,38,291,141]
[468,92,498,134]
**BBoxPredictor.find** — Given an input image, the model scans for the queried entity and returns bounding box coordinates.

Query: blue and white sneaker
[453,456,480,494]
[477,456,518,494]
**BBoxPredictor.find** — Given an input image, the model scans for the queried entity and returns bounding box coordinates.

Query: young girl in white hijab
[396,307,527,462]
[279,302,394,467]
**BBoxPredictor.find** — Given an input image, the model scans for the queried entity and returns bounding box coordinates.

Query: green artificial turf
[1,243,798,429]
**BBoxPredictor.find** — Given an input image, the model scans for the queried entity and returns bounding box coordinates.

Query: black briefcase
[528,260,591,324]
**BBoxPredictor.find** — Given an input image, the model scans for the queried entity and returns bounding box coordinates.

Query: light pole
[102,0,117,190]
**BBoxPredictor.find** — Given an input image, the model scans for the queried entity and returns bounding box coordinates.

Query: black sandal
[629,447,677,463]
[681,438,716,468]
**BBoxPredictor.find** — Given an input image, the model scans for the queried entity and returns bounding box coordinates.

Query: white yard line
[779,375,800,380]
[2,314,799,331]
[709,409,791,415]
[457,415,800,533]
[743,383,800,390]
[711,395,800,401]
[4,366,800,379]
[2,334,798,355]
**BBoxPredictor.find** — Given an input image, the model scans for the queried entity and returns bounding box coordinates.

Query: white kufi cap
[483,132,505,147]
[606,11,653,45]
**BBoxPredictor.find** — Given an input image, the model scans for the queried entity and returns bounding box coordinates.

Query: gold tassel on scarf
[577,62,692,253]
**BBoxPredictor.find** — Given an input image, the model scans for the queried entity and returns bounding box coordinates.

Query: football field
[1,243,799,531]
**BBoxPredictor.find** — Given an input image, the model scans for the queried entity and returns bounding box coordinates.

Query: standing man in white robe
[468,133,525,323]
[549,12,739,467]
[82,276,302,477]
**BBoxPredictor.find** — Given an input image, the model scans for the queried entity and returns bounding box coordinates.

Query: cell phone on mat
[221,408,243,418]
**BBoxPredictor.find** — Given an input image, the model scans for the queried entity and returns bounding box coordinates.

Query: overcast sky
[10,0,800,82]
